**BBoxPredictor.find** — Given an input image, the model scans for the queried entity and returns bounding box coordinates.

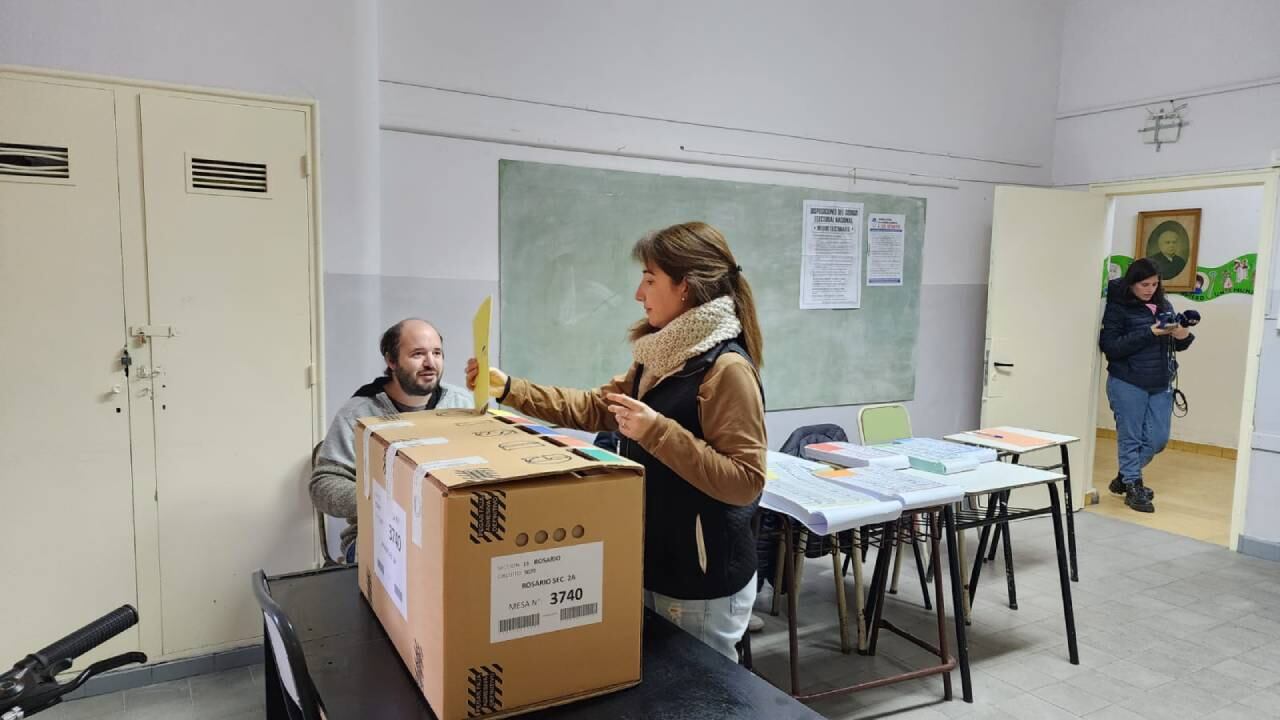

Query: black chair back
[252,570,326,720]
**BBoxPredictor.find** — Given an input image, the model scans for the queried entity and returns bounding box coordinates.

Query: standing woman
[467,221,767,660]
[1099,258,1195,513]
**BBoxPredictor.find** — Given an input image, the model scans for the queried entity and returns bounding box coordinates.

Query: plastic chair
[857,403,913,445]
[855,404,931,607]
[311,442,342,567]
[253,570,326,720]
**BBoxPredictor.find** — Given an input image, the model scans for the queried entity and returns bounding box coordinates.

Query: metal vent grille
[0,143,69,179]
[190,157,267,194]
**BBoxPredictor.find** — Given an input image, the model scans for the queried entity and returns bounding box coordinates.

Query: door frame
[1087,169,1280,552]
[0,65,327,660]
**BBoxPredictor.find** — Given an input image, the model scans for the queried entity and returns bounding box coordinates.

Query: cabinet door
[138,93,316,655]
[0,77,139,663]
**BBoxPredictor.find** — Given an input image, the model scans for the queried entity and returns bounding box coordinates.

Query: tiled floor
[1089,436,1236,545]
[44,512,1280,719]
[745,511,1280,719]
[39,665,265,720]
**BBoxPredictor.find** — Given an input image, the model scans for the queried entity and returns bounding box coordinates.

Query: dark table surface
[266,566,822,719]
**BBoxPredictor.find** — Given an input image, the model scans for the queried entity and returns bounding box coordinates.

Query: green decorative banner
[1101,253,1257,302]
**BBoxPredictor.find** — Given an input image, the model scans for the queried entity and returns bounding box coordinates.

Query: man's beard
[394,364,439,396]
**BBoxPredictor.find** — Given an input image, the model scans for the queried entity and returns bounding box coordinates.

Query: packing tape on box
[405,456,492,546]
[384,437,448,494]
[363,421,412,498]
[412,463,431,547]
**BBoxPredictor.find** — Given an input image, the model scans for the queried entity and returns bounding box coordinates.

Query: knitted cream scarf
[632,296,741,396]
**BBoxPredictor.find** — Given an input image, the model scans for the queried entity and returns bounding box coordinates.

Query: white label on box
[372,482,409,621]
[490,542,603,644]
[363,421,412,497]
[384,437,448,494]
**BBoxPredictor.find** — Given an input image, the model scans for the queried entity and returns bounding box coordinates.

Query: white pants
[644,573,757,661]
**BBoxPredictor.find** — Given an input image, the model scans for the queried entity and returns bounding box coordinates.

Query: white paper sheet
[818,465,964,508]
[800,200,863,309]
[867,213,905,286]
[763,452,901,533]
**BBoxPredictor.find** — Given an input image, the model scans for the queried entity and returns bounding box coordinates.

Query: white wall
[1096,187,1262,448]
[1244,225,1280,545]
[1054,0,1280,186]
[1055,0,1280,550]
[0,0,383,419]
[378,0,1066,443]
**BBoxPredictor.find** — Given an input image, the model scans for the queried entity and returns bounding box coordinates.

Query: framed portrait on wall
[1135,208,1201,292]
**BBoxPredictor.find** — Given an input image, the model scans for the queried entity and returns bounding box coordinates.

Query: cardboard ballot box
[355,408,645,719]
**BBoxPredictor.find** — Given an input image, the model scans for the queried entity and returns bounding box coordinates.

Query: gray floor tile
[1204,704,1272,720]
[1063,670,1145,705]
[1235,612,1280,638]
[122,678,193,720]
[1179,666,1270,705]
[996,693,1081,720]
[1033,680,1112,716]
[1206,657,1280,691]
[1183,623,1271,655]
[1082,706,1147,720]
[980,659,1060,692]
[1097,659,1174,690]
[36,691,124,720]
[190,667,261,720]
[1119,682,1234,720]
[1235,644,1280,674]
[948,706,1020,720]
[1237,688,1280,718]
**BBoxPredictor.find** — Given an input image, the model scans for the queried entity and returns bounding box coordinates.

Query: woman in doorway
[466,221,767,660]
[1099,258,1195,513]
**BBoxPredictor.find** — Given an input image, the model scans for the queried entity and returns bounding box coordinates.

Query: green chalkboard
[498,161,925,410]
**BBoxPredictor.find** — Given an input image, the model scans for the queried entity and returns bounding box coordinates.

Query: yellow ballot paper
[472,295,492,412]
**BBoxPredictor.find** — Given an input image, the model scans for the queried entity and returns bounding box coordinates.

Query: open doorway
[1089,185,1265,545]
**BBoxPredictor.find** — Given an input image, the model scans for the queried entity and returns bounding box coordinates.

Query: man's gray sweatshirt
[310,380,473,556]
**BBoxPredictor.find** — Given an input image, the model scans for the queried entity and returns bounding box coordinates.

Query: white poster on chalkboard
[867,213,906,286]
[800,200,863,309]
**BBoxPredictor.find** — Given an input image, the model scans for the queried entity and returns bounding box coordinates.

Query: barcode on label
[559,603,598,622]
[499,613,540,633]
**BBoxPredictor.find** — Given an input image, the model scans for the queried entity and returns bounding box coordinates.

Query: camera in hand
[1156,309,1201,329]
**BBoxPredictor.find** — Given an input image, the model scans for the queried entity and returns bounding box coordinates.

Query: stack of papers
[816,465,964,508]
[953,427,1056,450]
[803,441,909,470]
[763,452,901,534]
[873,437,997,474]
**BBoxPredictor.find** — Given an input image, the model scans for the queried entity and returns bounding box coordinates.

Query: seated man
[310,318,473,562]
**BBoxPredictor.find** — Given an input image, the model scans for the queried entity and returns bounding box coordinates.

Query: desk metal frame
[774,507,974,705]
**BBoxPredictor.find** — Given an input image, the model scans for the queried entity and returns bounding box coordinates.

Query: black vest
[621,339,761,600]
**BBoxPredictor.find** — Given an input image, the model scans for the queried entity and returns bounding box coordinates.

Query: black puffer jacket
[1099,279,1194,392]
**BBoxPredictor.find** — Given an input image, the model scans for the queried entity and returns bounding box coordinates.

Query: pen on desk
[973,430,1005,439]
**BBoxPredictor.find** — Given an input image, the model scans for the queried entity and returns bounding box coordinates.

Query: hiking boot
[1109,474,1154,498]
[1125,485,1155,513]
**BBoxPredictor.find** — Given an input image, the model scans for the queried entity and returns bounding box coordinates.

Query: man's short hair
[380,319,443,377]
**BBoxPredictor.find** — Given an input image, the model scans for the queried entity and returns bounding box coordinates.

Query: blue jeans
[644,574,756,661]
[1106,376,1173,485]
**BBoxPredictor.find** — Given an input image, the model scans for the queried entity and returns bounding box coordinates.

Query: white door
[0,78,140,662]
[984,186,1109,509]
[138,93,316,655]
